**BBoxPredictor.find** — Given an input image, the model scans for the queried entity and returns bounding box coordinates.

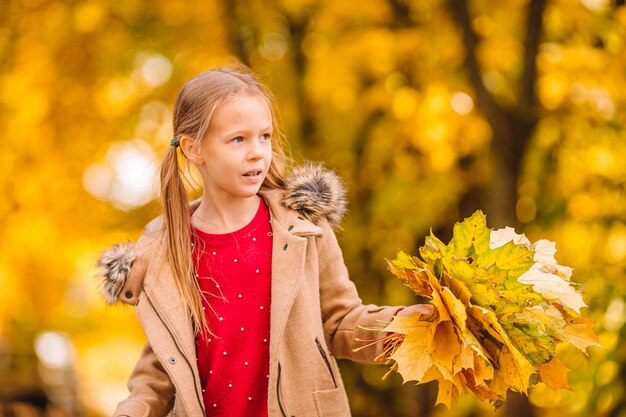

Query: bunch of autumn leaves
[363,211,599,408]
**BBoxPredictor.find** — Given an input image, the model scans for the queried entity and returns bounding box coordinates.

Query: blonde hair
[160,66,289,335]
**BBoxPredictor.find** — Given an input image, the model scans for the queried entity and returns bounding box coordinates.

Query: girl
[98,66,432,417]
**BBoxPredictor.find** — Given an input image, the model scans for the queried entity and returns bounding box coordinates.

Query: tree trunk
[449,0,545,229]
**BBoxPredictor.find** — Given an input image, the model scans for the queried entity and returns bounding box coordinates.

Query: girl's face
[193,93,273,203]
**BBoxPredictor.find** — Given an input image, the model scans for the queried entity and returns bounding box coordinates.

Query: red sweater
[192,199,272,416]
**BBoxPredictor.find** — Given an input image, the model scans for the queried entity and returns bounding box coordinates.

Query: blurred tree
[450,0,546,229]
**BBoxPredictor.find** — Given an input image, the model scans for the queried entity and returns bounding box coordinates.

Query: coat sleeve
[316,219,405,363]
[113,342,175,417]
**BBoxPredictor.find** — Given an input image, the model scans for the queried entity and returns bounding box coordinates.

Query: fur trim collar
[97,242,136,305]
[97,163,347,304]
[281,163,347,230]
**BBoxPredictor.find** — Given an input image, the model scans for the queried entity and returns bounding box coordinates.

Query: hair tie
[170,138,180,147]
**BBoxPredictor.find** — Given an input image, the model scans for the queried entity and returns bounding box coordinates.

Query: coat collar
[97,163,347,305]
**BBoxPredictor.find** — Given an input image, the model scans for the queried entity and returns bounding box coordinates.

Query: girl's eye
[231,136,244,143]
[261,133,271,141]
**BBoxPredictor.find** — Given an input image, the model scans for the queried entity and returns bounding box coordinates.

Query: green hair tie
[170,138,180,147]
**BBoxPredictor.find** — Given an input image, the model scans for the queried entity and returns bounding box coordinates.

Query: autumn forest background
[0,0,625,416]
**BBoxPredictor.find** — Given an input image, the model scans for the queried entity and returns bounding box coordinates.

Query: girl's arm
[113,343,175,417]
[316,219,405,363]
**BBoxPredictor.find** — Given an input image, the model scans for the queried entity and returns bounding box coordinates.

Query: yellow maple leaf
[460,368,502,402]
[461,328,492,361]
[420,362,445,384]
[384,314,431,334]
[536,357,572,390]
[442,273,473,305]
[429,321,461,374]
[407,269,434,296]
[436,378,460,409]
[441,286,468,332]
[467,305,535,394]
[489,345,535,395]
[550,304,600,353]
[466,306,506,361]
[386,260,433,297]
[452,343,474,373]
[470,347,495,384]
[563,317,600,352]
[429,279,452,323]
[390,330,433,383]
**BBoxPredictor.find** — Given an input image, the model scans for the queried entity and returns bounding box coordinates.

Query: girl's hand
[396,303,436,320]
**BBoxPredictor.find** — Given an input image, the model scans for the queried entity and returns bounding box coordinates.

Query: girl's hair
[160,65,289,335]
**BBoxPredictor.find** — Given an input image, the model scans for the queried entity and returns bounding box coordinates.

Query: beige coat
[98,164,404,417]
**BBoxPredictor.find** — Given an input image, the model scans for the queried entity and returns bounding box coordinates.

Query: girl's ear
[180,135,204,165]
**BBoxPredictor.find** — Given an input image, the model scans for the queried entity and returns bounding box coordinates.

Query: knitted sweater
[192,198,272,416]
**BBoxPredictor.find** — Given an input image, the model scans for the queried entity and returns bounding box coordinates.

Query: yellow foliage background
[0,0,624,416]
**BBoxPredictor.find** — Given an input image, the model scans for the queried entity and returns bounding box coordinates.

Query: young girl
[98,66,432,417]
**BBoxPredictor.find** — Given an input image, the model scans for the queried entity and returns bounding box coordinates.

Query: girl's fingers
[396,303,436,318]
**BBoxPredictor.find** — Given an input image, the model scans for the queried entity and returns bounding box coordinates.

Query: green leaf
[469,283,500,309]
[451,211,490,258]
[503,321,553,364]
[500,278,544,308]
[514,305,566,339]
[495,302,524,317]
[493,241,534,271]
[448,258,475,283]
[475,248,498,269]
[420,232,450,262]
[391,250,420,270]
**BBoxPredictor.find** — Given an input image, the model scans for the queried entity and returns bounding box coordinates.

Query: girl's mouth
[243,169,263,177]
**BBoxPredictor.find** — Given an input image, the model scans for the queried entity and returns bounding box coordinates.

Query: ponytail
[160,144,209,336]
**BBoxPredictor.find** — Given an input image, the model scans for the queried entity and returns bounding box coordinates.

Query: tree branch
[518,0,547,123]
[223,0,251,66]
[449,0,501,127]
[283,11,316,149]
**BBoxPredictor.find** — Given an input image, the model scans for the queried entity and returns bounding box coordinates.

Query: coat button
[124,290,133,299]
[169,357,177,365]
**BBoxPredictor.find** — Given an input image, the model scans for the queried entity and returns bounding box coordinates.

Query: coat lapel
[260,189,324,369]
[268,217,308,357]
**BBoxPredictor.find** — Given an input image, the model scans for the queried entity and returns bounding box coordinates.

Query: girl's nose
[247,138,263,159]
